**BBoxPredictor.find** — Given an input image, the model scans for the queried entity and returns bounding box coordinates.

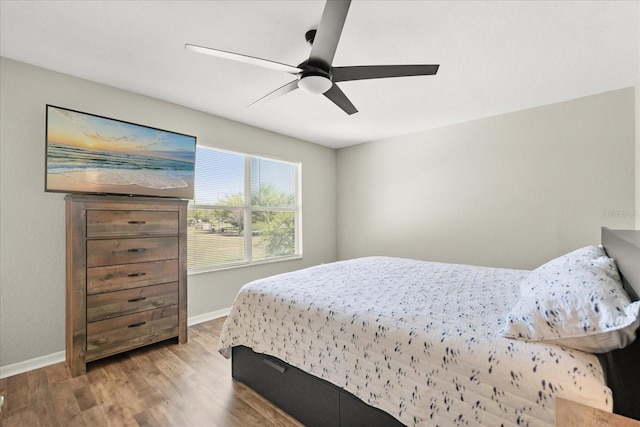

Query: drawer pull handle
[263,358,286,374]
[128,220,146,224]
[128,296,147,303]
[128,248,146,253]
[128,321,146,328]
[128,272,146,277]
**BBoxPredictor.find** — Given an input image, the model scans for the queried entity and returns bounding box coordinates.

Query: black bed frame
[232,228,640,425]
[232,345,403,427]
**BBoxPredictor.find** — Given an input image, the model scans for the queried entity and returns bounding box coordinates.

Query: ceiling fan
[185,0,439,115]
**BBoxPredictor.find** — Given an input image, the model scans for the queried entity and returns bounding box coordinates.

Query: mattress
[218,257,612,426]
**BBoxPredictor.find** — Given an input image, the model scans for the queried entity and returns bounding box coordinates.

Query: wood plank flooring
[0,317,303,427]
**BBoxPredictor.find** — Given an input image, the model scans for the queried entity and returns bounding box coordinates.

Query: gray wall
[637,85,640,229]
[337,88,636,270]
[0,57,337,368]
[0,55,637,373]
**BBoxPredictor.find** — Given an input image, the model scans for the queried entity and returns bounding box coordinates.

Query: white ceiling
[1,1,638,149]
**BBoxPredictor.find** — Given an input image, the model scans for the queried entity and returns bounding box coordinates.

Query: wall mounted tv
[45,105,197,199]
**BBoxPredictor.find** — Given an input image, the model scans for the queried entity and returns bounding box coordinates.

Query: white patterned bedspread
[218,257,612,426]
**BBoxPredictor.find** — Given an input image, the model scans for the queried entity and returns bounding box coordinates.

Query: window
[188,146,301,272]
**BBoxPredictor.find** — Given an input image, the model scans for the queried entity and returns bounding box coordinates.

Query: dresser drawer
[87,237,178,267]
[86,305,178,355]
[87,210,178,237]
[87,282,179,322]
[87,259,179,294]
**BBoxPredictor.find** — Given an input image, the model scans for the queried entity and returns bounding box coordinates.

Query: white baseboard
[187,307,231,326]
[0,308,231,379]
[0,351,65,380]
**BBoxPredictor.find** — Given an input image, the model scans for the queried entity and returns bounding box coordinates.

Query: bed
[218,228,640,426]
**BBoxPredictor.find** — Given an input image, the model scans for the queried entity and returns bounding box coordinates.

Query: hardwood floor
[0,317,303,427]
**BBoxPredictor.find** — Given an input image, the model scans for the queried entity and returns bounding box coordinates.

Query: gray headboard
[599,228,640,420]
[601,227,640,301]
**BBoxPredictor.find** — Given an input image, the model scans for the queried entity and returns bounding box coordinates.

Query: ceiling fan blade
[248,79,299,108]
[185,43,303,75]
[323,84,358,115]
[309,0,351,69]
[332,64,440,82]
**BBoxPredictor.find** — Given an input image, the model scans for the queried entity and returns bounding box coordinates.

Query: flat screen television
[45,105,197,199]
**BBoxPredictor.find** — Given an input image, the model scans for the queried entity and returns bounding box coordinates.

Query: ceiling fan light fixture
[298,73,333,95]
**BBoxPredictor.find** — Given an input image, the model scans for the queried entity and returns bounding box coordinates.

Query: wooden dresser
[65,194,188,377]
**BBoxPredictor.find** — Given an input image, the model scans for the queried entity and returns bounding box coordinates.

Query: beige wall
[636,5,640,230]
[637,84,640,229]
[0,57,337,369]
[337,88,636,270]
[0,55,636,372]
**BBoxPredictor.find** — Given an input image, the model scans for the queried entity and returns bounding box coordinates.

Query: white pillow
[500,247,640,353]
[519,245,606,299]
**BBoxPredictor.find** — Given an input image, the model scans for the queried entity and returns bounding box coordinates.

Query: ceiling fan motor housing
[305,29,317,45]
